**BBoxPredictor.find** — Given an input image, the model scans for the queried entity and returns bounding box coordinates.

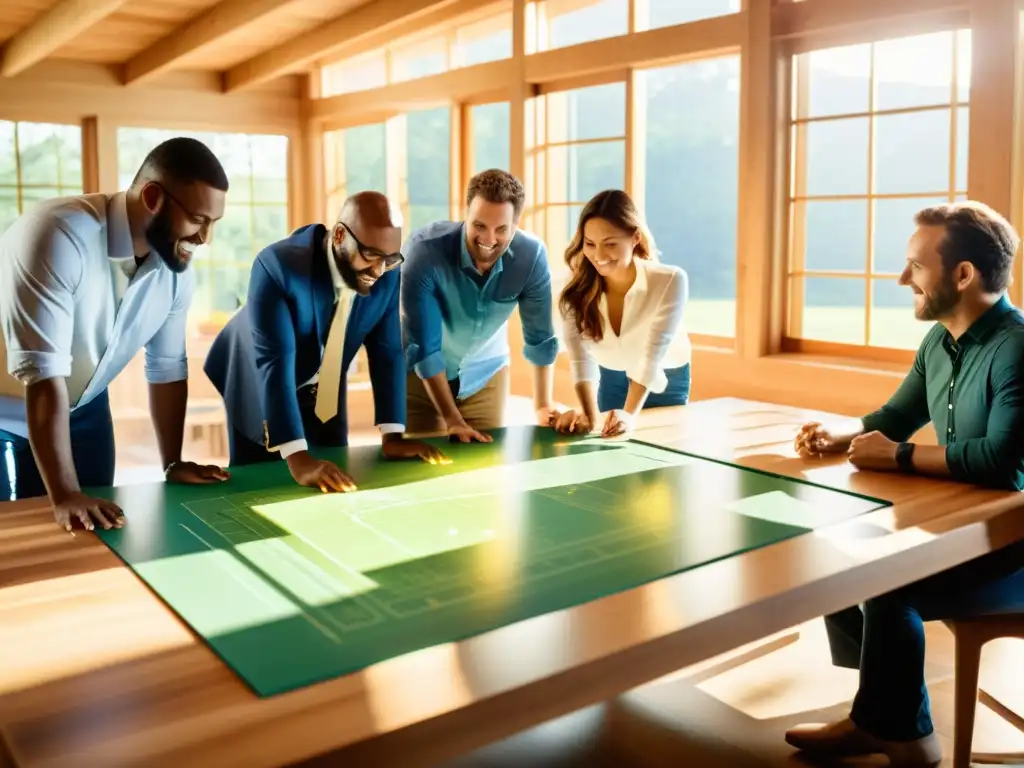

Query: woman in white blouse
[555,189,691,439]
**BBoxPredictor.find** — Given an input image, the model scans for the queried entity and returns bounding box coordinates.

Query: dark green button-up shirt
[861,294,1024,490]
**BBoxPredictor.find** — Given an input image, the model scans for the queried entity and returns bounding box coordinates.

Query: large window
[642,55,740,339]
[787,30,971,352]
[403,107,452,231]
[323,122,387,220]
[390,36,449,83]
[469,102,511,177]
[117,128,290,327]
[529,82,626,274]
[0,121,83,233]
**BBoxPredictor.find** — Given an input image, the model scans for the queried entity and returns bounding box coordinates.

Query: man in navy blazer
[204,191,446,492]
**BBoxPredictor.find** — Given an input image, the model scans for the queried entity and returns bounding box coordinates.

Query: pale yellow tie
[314,290,352,423]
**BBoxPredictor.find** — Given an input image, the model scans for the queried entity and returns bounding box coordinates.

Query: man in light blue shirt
[400,169,558,441]
[0,137,230,532]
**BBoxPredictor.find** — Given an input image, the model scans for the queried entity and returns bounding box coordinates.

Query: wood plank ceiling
[0,0,463,90]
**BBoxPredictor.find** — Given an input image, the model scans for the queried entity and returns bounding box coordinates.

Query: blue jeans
[825,540,1024,741]
[0,390,115,500]
[596,363,691,412]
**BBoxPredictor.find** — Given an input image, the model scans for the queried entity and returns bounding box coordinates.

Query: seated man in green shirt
[785,201,1024,767]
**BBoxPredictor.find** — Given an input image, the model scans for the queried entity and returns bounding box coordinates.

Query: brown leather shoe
[784,718,882,756]
[785,718,942,766]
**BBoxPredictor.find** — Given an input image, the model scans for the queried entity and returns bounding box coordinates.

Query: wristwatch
[895,442,916,473]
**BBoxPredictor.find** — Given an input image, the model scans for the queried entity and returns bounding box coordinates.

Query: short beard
[332,242,375,294]
[145,205,190,273]
[916,275,960,320]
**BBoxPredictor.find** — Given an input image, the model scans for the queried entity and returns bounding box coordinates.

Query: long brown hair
[558,189,655,342]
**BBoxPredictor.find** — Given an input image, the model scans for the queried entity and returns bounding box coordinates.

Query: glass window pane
[471,102,511,173]
[405,108,450,226]
[18,123,62,186]
[801,277,865,345]
[390,37,448,83]
[872,196,947,274]
[802,199,867,272]
[0,122,16,186]
[806,44,870,118]
[874,110,950,194]
[321,51,388,97]
[253,205,289,250]
[546,82,625,143]
[642,55,739,338]
[871,278,933,349]
[874,31,954,111]
[545,141,624,204]
[0,194,19,233]
[455,13,513,66]
[642,0,740,30]
[21,187,63,210]
[544,0,627,50]
[344,122,387,196]
[805,117,869,196]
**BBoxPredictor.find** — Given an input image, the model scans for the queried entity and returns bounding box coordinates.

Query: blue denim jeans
[0,390,115,500]
[596,363,691,412]
[825,539,1024,741]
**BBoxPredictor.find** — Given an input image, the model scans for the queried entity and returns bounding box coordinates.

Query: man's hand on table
[847,431,899,471]
[165,461,230,485]
[446,419,492,443]
[794,421,855,457]
[286,450,357,493]
[52,491,124,532]
[381,436,451,465]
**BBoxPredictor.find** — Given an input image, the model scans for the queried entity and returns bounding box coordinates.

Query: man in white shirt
[0,137,230,533]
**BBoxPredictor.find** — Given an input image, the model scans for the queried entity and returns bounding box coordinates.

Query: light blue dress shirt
[400,221,558,399]
[0,192,194,437]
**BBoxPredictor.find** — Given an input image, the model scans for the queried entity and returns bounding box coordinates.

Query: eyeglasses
[340,222,404,271]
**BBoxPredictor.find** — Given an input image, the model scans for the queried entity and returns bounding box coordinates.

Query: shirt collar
[323,231,354,301]
[106,191,136,263]
[943,293,1016,353]
[629,258,650,295]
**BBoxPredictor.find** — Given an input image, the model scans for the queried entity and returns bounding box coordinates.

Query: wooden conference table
[2,396,1024,767]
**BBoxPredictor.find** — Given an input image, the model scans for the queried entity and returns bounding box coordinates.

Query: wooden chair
[945,614,1024,767]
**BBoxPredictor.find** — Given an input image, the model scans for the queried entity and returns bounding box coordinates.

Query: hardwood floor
[443,619,1024,768]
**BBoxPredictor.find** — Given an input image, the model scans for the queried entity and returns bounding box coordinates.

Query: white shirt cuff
[277,438,309,458]
[378,423,405,435]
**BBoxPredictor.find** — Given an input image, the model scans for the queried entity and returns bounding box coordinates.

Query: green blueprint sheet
[93,426,890,697]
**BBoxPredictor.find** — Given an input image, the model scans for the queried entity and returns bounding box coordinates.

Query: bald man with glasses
[205,192,447,492]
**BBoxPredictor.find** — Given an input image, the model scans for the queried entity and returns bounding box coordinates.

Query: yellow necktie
[314,290,351,423]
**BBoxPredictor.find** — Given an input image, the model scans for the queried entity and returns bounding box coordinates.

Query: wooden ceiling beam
[0,0,133,78]
[123,0,305,86]
[223,0,465,93]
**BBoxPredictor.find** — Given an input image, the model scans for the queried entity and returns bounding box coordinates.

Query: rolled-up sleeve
[626,269,687,393]
[400,240,446,380]
[0,219,82,385]
[945,335,1024,490]
[143,270,194,384]
[518,249,559,367]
